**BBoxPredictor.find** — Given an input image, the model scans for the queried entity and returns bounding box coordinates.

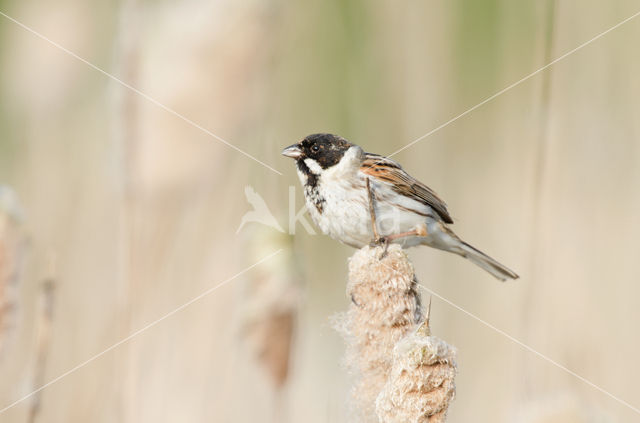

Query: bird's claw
[350,294,360,307]
[369,236,386,247]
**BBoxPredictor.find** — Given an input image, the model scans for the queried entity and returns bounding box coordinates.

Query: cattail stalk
[335,244,457,422]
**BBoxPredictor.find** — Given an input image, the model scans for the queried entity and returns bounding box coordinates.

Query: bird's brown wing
[360,153,454,224]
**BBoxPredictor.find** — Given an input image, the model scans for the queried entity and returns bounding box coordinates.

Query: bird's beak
[282,144,302,159]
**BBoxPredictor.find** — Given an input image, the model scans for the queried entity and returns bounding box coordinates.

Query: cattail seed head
[334,244,457,422]
[335,244,423,420]
[376,320,457,423]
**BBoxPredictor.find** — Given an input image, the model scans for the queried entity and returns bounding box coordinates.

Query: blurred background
[1,0,640,422]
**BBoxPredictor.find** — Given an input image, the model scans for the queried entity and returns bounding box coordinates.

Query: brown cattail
[375,317,457,423]
[334,244,423,420]
[334,244,457,422]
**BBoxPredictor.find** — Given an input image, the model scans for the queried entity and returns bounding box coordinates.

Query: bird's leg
[384,223,428,243]
[374,225,426,259]
[366,177,389,257]
[366,177,379,241]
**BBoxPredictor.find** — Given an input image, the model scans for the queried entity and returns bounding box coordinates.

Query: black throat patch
[296,159,324,213]
[296,159,317,187]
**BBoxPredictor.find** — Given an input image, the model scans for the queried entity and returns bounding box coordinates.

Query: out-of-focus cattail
[241,226,301,389]
[334,244,457,422]
[376,314,457,423]
[0,186,25,357]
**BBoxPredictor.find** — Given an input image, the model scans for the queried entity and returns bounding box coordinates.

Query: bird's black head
[282,133,353,170]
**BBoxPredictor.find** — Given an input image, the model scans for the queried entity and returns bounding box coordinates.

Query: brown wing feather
[360,153,454,224]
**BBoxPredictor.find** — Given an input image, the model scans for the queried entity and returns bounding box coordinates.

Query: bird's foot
[369,236,389,259]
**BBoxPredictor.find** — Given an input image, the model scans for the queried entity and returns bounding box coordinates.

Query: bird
[282,133,518,281]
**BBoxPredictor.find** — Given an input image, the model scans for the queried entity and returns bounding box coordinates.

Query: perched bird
[282,133,518,281]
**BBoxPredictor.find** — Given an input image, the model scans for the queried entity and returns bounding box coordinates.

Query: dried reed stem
[335,244,457,422]
[0,230,12,355]
[0,186,25,357]
[28,276,56,423]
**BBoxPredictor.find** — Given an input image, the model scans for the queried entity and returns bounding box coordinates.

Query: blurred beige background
[1,0,639,422]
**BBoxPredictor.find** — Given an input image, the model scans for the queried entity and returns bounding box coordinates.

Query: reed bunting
[282,133,518,281]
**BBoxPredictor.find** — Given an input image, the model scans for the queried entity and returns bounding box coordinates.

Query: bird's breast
[304,175,371,247]
[300,171,433,248]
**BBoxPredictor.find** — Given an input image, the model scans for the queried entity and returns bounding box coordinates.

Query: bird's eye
[311,144,320,152]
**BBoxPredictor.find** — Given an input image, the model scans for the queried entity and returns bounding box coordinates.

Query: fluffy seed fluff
[333,244,457,422]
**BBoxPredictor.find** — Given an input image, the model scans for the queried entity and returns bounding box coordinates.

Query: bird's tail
[458,241,519,281]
